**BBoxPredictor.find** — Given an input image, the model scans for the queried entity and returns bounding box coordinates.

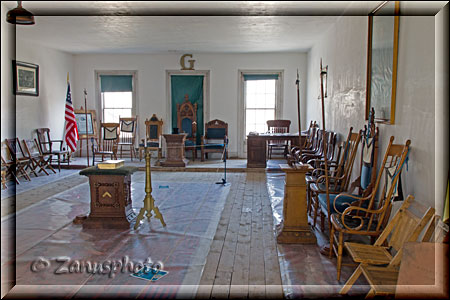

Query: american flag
[64,83,78,152]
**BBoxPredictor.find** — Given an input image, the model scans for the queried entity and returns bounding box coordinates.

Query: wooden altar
[161,133,189,167]
[75,166,138,229]
[277,163,317,244]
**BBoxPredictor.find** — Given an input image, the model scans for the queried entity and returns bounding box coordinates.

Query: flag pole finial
[67,72,69,84]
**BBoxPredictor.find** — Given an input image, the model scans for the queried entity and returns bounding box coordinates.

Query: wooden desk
[161,134,188,167]
[247,133,306,168]
[277,163,316,244]
[76,166,138,229]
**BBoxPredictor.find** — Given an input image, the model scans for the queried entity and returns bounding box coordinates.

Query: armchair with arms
[201,119,228,161]
[36,128,70,172]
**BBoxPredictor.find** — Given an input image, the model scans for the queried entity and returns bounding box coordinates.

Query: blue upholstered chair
[139,114,163,162]
[201,119,228,161]
[177,96,198,160]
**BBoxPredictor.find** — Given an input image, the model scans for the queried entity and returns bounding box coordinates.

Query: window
[244,74,279,135]
[99,74,135,123]
[102,91,132,123]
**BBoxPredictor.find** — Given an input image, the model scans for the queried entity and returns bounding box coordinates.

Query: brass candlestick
[134,148,166,229]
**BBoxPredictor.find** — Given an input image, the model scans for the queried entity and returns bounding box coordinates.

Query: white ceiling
[6,1,447,54]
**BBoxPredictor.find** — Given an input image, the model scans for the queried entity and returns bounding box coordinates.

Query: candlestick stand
[134,149,166,229]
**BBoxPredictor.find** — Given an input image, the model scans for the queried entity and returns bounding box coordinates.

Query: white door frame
[165,70,210,135]
[237,69,284,158]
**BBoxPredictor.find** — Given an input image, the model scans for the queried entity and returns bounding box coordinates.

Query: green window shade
[243,74,279,81]
[100,75,133,92]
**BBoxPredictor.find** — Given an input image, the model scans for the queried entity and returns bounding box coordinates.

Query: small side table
[76,166,138,229]
[161,134,189,167]
[277,163,317,244]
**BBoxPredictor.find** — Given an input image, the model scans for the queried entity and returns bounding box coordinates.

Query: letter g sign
[180,54,195,70]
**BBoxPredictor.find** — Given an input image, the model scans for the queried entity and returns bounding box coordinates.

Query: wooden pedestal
[161,134,189,167]
[277,163,317,244]
[76,166,138,229]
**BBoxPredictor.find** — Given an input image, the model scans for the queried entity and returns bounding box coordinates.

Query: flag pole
[84,89,90,167]
[296,69,303,158]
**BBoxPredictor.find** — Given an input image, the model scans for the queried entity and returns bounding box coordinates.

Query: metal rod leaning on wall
[296,69,303,157]
[84,89,90,167]
[319,58,331,234]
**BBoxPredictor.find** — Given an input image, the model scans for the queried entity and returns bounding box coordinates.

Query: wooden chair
[176,94,198,160]
[309,128,362,231]
[92,123,119,164]
[118,116,138,160]
[1,141,27,184]
[303,130,337,164]
[201,119,228,161]
[267,120,291,159]
[316,113,380,232]
[5,138,34,180]
[139,114,163,162]
[339,195,436,296]
[22,139,56,175]
[329,136,411,280]
[36,128,70,172]
[1,167,6,189]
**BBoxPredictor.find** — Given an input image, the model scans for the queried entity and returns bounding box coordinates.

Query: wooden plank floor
[197,172,283,299]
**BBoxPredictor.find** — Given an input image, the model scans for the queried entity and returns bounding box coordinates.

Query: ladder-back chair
[118,116,138,160]
[329,136,411,280]
[266,119,291,159]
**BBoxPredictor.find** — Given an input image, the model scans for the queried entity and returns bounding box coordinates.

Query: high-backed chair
[201,119,228,161]
[176,94,198,160]
[118,116,138,160]
[309,128,362,231]
[36,128,69,172]
[316,112,380,232]
[92,123,119,164]
[139,114,163,162]
[266,119,291,159]
[329,137,411,280]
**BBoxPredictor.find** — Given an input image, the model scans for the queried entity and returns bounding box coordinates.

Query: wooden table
[247,133,306,168]
[76,166,138,229]
[277,163,316,244]
[161,133,189,167]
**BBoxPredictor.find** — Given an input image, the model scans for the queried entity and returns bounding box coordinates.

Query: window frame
[95,70,138,122]
[237,69,284,158]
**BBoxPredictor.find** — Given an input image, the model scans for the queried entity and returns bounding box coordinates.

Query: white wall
[72,52,308,156]
[1,5,75,144]
[14,38,75,140]
[1,3,15,141]
[306,13,440,211]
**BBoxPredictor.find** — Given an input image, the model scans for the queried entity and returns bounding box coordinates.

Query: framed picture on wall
[13,60,39,96]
